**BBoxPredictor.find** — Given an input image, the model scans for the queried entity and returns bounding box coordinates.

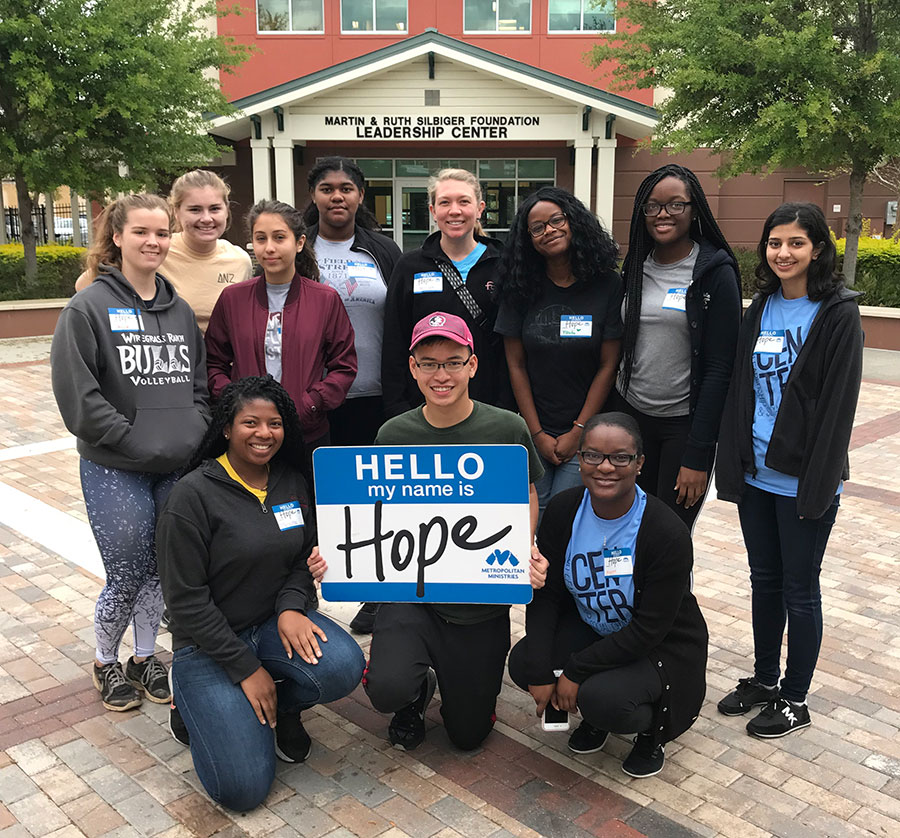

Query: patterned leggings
[80,459,179,664]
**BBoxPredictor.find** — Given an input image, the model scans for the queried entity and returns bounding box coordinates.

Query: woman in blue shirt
[716,203,863,739]
[508,412,708,778]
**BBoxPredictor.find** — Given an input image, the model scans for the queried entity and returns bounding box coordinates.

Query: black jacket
[157,458,318,683]
[306,223,402,286]
[717,287,863,519]
[381,231,512,417]
[528,488,708,745]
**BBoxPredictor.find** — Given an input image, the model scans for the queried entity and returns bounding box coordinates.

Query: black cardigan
[527,488,708,745]
[716,287,863,519]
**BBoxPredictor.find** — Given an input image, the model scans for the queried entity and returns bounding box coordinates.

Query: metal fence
[3,203,89,246]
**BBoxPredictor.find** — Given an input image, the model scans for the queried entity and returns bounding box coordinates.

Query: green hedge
[0,244,84,302]
[733,236,900,307]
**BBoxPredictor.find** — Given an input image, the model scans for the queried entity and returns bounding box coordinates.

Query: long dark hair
[247,200,320,281]
[620,164,739,395]
[496,186,619,306]
[755,203,843,301]
[303,156,381,231]
[189,376,308,476]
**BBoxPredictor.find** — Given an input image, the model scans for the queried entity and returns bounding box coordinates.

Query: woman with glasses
[612,165,741,530]
[508,412,708,778]
[495,187,623,518]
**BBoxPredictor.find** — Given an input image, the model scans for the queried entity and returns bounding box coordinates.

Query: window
[257,0,323,32]
[464,0,531,33]
[341,0,407,32]
[548,0,615,32]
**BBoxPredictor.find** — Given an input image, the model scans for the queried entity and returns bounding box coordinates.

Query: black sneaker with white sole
[622,733,665,778]
[717,676,778,716]
[125,655,172,704]
[275,712,311,762]
[567,721,609,754]
[746,697,811,738]
[388,669,436,751]
[169,705,190,746]
[93,662,142,712]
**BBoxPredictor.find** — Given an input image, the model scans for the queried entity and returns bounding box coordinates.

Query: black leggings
[508,610,662,734]
[607,390,715,532]
[364,604,510,751]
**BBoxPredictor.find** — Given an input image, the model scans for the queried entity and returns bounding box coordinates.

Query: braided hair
[619,164,739,395]
[303,156,381,231]
[188,376,308,478]
[247,200,320,281]
[496,186,619,307]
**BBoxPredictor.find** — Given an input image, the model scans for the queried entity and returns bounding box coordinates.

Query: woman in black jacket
[508,412,708,778]
[612,164,741,531]
[716,203,863,739]
[157,377,364,812]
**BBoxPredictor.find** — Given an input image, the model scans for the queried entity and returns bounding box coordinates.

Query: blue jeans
[172,611,364,811]
[535,453,583,521]
[738,484,839,702]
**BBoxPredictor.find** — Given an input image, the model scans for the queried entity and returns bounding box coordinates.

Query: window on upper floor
[257,0,324,32]
[548,0,615,32]
[464,0,531,33]
[341,0,407,33]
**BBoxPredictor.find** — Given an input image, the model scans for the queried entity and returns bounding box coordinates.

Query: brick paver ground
[1,337,898,838]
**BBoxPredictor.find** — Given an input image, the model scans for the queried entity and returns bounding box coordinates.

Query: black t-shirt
[495,272,624,435]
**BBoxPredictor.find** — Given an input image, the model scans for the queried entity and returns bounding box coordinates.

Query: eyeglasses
[641,201,693,217]
[413,358,471,373]
[577,450,639,467]
[527,213,568,238]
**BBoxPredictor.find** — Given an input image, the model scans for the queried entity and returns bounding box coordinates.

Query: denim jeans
[738,484,839,702]
[172,611,364,811]
[535,453,583,522]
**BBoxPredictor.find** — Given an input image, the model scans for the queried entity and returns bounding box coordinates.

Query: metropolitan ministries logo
[482,548,522,581]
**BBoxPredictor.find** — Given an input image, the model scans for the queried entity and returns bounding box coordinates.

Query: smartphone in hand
[542,704,569,731]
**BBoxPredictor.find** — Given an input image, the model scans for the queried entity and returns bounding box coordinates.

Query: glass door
[394,179,433,251]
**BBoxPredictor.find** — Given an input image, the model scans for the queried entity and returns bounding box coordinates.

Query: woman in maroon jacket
[205,201,357,453]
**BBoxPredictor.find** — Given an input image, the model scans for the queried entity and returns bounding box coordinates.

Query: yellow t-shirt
[162,233,252,333]
[216,453,267,504]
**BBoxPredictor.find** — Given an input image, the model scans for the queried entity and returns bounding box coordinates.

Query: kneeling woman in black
[157,376,364,812]
[508,412,707,778]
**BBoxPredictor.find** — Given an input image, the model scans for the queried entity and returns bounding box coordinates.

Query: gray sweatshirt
[51,266,210,473]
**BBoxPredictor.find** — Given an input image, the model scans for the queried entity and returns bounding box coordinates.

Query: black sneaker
[717,676,778,716]
[622,733,665,778]
[92,662,142,712]
[388,669,436,751]
[746,697,811,738]
[169,705,190,746]
[350,603,379,634]
[125,655,172,704]
[568,721,609,754]
[275,712,311,763]
[159,609,171,632]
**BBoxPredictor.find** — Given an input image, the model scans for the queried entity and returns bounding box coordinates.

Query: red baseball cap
[409,312,474,351]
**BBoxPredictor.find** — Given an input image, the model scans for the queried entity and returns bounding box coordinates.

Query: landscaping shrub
[0,245,84,301]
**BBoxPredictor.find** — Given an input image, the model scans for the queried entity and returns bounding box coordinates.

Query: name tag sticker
[754,330,785,354]
[272,501,304,531]
[413,272,442,294]
[108,308,143,332]
[560,314,592,338]
[347,261,379,280]
[603,547,634,577]
[662,288,688,311]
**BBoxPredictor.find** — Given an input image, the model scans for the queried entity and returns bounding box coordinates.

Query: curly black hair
[247,200,320,282]
[188,376,308,477]
[754,203,843,301]
[302,156,382,231]
[495,186,619,307]
[619,164,740,396]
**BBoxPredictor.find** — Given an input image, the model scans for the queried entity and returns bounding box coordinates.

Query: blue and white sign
[313,445,532,605]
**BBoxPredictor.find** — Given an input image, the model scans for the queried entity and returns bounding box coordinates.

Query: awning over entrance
[209,29,658,227]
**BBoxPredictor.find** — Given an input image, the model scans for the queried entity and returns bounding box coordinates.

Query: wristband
[531,429,544,439]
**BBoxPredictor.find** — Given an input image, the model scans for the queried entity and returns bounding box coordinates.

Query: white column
[594,138,617,230]
[45,193,56,244]
[70,188,83,248]
[0,182,7,245]
[251,138,272,203]
[572,138,594,209]
[272,138,295,206]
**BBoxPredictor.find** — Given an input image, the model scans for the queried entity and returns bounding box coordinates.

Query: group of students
[50,158,862,812]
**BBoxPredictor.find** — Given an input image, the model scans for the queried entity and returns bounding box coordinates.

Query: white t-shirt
[315,235,386,398]
[264,282,291,382]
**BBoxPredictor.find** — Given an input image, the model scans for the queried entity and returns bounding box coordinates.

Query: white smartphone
[542,703,570,732]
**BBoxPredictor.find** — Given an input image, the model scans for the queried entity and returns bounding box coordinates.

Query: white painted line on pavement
[0,436,76,462]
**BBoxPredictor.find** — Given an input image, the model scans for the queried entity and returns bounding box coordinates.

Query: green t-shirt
[375,400,544,624]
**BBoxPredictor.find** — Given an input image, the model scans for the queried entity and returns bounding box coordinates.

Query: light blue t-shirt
[563,486,646,636]
[452,242,486,281]
[746,289,823,497]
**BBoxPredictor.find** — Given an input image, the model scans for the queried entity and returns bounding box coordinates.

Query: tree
[590,0,900,283]
[0,0,250,280]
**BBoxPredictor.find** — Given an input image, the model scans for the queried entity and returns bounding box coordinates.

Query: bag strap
[437,260,487,328]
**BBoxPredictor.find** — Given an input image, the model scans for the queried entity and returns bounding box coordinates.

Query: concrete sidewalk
[1,339,899,838]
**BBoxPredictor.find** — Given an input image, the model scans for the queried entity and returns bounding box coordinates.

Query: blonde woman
[382,168,511,417]
[75,171,251,332]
